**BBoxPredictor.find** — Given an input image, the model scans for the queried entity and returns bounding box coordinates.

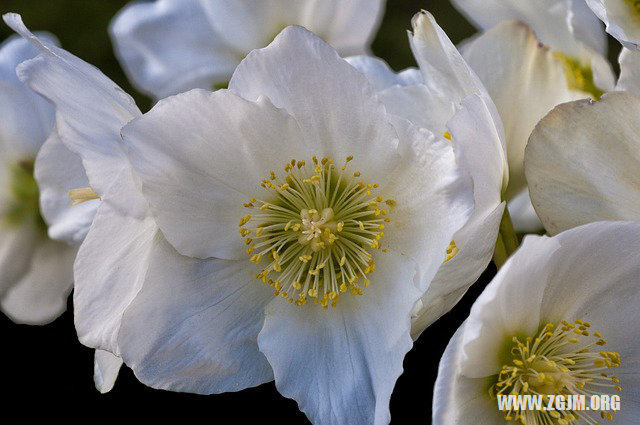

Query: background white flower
[586,0,640,50]
[0,31,77,325]
[347,11,508,336]
[433,221,640,424]
[110,0,386,99]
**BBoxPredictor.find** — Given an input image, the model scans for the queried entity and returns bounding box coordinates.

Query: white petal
[0,237,75,325]
[5,14,146,218]
[293,0,385,56]
[229,26,400,181]
[586,0,640,50]
[507,188,543,233]
[432,325,503,425]
[121,89,307,260]
[74,203,159,355]
[410,94,507,337]
[118,237,274,394]
[94,350,122,394]
[34,130,97,245]
[411,202,505,338]
[451,0,606,57]
[110,0,239,99]
[258,252,421,425]
[0,221,39,297]
[345,55,422,91]
[617,47,640,93]
[459,234,560,378]
[0,33,55,158]
[381,118,474,288]
[461,20,575,200]
[525,92,640,235]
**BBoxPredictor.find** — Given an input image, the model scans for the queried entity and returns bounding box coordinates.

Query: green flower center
[492,320,621,424]
[553,53,604,100]
[4,158,46,231]
[239,156,395,309]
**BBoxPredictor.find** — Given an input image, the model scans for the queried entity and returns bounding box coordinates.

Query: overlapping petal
[586,0,640,50]
[118,237,275,394]
[526,92,640,235]
[617,47,640,93]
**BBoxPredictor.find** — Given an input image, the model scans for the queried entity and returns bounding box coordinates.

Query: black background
[0,0,622,423]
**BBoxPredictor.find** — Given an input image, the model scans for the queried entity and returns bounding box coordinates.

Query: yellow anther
[353,171,360,177]
[443,131,452,140]
[239,215,251,226]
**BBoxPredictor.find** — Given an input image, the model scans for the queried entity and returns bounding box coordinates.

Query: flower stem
[492,207,519,269]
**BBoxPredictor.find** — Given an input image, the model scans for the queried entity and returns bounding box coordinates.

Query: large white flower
[9,13,476,423]
[110,0,386,99]
[586,0,640,50]
[525,91,640,235]
[433,221,640,424]
[347,11,508,336]
[0,31,77,325]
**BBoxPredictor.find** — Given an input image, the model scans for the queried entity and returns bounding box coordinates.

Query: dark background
[0,1,621,423]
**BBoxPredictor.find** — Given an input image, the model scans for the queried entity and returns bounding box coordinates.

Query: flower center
[492,320,621,424]
[553,53,603,100]
[239,156,394,309]
[625,0,640,21]
[4,158,46,232]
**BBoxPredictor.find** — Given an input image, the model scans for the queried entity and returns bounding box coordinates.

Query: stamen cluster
[239,156,394,309]
[492,320,621,424]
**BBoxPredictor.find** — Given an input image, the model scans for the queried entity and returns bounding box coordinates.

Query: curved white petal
[381,118,473,288]
[506,188,543,233]
[0,221,39,298]
[34,130,97,245]
[121,89,308,260]
[345,55,422,91]
[0,33,55,158]
[293,0,385,56]
[451,0,607,57]
[0,236,75,325]
[586,0,640,50]
[525,92,640,235]
[110,0,239,99]
[94,350,123,394]
[5,14,146,219]
[411,94,507,337]
[258,252,421,425]
[229,26,401,182]
[118,237,274,394]
[74,203,159,355]
[460,20,575,200]
[432,325,502,425]
[617,47,640,93]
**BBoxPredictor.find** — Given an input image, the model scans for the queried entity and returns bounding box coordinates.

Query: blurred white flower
[110,0,386,99]
[433,221,640,424]
[347,11,508,336]
[0,31,77,325]
[586,0,640,50]
[525,91,640,235]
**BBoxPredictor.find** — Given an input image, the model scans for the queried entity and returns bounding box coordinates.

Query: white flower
[448,0,616,232]
[586,0,640,50]
[617,47,640,94]
[347,11,508,336]
[8,13,475,422]
[433,221,640,424]
[0,31,77,325]
[4,12,150,392]
[110,0,386,99]
[525,91,640,235]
